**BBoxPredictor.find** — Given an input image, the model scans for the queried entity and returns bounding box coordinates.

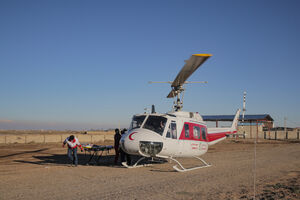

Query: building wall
[237,125,299,140]
[0,131,114,144]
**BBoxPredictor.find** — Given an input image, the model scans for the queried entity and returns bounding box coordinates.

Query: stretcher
[82,144,113,165]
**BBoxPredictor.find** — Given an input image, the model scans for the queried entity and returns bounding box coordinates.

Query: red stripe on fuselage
[207,131,237,142]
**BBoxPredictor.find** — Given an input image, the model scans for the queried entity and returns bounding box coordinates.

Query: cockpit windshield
[129,115,146,130]
[143,116,167,135]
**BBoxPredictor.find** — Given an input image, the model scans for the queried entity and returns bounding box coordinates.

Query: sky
[0,0,299,130]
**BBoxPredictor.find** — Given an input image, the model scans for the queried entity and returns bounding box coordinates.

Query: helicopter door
[200,127,207,141]
[163,121,178,155]
[166,121,177,139]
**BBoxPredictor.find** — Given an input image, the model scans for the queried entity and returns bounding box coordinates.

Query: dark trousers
[114,147,120,164]
[120,148,131,165]
[67,147,78,165]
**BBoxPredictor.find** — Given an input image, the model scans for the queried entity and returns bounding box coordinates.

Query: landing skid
[170,156,211,172]
[121,155,211,172]
[121,157,153,168]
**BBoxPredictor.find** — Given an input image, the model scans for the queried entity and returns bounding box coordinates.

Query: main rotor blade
[148,81,173,84]
[149,81,207,84]
[167,90,176,98]
[171,54,212,88]
[184,81,208,84]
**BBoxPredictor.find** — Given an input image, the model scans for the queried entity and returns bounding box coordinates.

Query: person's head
[115,128,119,134]
[121,128,127,134]
[68,135,74,141]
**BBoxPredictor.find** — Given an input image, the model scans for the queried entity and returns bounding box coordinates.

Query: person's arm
[75,138,84,151]
[79,144,83,152]
[62,138,67,147]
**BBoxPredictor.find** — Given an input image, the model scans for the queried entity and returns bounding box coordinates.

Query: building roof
[202,114,273,122]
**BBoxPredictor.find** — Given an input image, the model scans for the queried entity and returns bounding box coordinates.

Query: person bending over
[62,135,83,167]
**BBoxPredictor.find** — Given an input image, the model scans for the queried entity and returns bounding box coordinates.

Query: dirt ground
[0,139,299,200]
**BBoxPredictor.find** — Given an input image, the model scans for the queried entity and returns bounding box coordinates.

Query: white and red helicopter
[120,54,240,172]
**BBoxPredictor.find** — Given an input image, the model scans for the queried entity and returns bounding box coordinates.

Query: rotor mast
[172,85,185,111]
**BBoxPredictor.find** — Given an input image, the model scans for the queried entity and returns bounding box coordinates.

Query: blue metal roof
[202,114,273,122]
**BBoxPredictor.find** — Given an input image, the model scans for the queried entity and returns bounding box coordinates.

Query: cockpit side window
[166,121,177,139]
[129,115,146,130]
[143,116,167,135]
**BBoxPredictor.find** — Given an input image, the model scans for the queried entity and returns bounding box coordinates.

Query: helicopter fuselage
[120,110,238,159]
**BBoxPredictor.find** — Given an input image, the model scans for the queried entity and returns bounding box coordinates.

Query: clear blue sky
[0,0,299,130]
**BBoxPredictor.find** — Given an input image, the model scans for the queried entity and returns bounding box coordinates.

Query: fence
[263,130,300,140]
[236,129,299,140]
[0,133,114,144]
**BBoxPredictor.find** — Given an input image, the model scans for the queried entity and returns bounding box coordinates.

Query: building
[202,114,274,139]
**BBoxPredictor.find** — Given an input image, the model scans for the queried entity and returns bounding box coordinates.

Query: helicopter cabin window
[201,127,207,141]
[166,121,177,139]
[143,116,167,135]
[184,124,190,138]
[129,115,146,130]
[193,126,201,139]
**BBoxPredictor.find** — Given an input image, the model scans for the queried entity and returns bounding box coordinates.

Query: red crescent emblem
[129,132,136,141]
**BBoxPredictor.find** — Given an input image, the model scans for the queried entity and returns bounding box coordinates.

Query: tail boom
[206,109,241,146]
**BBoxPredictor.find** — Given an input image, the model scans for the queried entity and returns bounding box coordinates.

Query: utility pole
[242,91,247,138]
[284,117,287,133]
[237,91,246,140]
[284,117,287,139]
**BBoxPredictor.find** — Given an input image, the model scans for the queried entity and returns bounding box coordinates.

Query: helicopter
[120,54,241,172]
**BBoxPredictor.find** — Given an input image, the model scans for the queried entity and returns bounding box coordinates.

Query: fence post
[297,130,299,140]
[275,131,277,140]
[286,131,288,140]
[264,131,266,139]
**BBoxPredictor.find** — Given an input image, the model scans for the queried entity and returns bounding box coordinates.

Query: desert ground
[0,139,299,200]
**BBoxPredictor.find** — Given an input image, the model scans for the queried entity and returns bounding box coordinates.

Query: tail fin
[231,109,241,132]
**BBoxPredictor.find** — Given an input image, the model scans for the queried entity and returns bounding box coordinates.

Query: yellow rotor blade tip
[193,54,212,57]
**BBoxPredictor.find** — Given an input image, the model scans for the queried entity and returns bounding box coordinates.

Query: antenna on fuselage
[149,54,211,111]
[151,105,156,113]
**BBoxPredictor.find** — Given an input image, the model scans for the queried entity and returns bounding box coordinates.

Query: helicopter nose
[120,129,164,156]
[120,131,140,154]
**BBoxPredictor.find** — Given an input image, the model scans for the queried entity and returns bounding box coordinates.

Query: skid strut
[121,157,153,168]
[170,156,211,172]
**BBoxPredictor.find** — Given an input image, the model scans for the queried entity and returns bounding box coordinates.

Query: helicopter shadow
[14,153,89,166]
[0,148,49,159]
[13,153,168,168]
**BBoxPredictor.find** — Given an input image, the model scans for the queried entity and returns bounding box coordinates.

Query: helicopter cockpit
[122,114,167,157]
[129,114,167,136]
